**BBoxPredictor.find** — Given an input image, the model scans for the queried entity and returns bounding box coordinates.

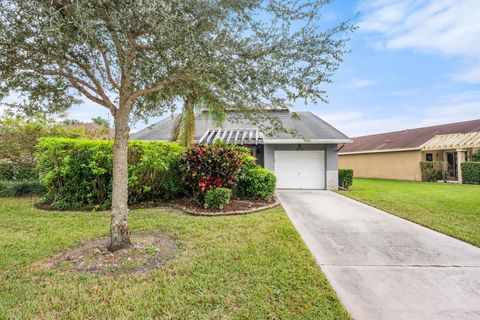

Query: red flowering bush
[181,145,243,201]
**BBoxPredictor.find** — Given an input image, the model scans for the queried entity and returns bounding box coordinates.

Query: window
[426,153,433,161]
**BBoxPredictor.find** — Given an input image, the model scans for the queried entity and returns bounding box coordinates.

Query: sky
[29,0,480,137]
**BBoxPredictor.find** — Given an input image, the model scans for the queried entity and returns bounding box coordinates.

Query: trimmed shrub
[461,162,480,185]
[338,168,353,189]
[181,145,243,201]
[472,151,480,162]
[36,138,185,209]
[0,162,37,181]
[128,141,186,204]
[236,166,276,200]
[420,161,446,182]
[0,180,45,197]
[204,187,232,209]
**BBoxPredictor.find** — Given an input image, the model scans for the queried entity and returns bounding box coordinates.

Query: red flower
[199,178,208,187]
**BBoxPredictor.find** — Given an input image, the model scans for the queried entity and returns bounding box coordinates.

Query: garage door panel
[274,150,325,189]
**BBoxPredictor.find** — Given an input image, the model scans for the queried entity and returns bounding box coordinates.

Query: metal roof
[421,132,480,150]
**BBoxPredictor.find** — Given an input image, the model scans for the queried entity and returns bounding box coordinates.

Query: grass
[337,178,480,247]
[0,197,349,320]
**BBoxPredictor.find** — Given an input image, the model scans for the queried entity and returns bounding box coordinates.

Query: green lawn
[337,178,480,247]
[0,197,349,320]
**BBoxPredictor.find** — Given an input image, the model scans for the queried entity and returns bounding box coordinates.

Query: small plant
[338,169,353,189]
[236,166,276,200]
[204,188,232,210]
[420,161,444,182]
[181,145,243,201]
[0,180,45,197]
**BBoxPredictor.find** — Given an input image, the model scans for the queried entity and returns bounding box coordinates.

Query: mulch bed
[32,232,177,276]
[34,197,279,216]
[170,197,279,216]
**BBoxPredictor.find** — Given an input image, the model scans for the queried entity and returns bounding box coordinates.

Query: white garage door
[274,150,325,189]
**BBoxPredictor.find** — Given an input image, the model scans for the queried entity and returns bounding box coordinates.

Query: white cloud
[359,0,480,83]
[321,90,480,137]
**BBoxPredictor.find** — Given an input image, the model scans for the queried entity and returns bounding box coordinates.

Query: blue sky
[59,0,480,137]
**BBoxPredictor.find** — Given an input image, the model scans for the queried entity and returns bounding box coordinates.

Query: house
[338,119,480,183]
[132,109,351,190]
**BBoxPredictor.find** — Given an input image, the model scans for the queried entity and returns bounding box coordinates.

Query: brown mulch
[170,197,278,216]
[32,232,177,276]
[34,197,279,216]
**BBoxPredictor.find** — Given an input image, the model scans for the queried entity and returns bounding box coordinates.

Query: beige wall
[339,150,423,181]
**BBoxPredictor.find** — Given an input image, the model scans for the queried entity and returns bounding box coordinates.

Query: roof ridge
[352,118,480,139]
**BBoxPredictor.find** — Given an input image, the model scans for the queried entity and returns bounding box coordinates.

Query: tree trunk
[108,107,132,252]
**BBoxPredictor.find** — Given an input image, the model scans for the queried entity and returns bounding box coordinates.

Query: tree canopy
[91,116,110,127]
[0,0,354,251]
[0,0,354,119]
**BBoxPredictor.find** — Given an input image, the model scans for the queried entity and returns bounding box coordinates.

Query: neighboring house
[339,119,480,183]
[132,109,351,190]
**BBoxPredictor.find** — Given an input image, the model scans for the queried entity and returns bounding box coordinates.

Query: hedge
[461,162,480,185]
[235,166,276,200]
[36,138,185,209]
[472,150,480,162]
[338,169,353,189]
[0,162,37,181]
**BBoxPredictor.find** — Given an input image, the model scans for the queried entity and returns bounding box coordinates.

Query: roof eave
[339,147,421,155]
[264,138,352,144]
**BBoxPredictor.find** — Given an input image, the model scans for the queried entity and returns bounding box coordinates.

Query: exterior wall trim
[339,147,421,155]
[264,139,352,144]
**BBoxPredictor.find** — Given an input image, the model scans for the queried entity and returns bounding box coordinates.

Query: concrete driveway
[277,190,480,320]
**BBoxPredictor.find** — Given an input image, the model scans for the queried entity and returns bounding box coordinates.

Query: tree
[62,119,82,126]
[0,114,105,166]
[170,96,225,147]
[0,0,354,251]
[170,97,197,148]
[91,116,110,127]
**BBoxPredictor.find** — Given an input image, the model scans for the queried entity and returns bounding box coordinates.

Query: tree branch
[126,80,168,105]
[66,58,117,111]
[67,79,106,107]
[18,63,115,113]
[98,47,120,90]
[24,65,97,93]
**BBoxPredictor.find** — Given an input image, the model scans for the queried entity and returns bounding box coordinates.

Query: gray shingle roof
[132,110,350,144]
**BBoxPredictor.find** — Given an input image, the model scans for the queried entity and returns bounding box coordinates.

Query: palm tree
[171,95,225,147]
[171,96,196,148]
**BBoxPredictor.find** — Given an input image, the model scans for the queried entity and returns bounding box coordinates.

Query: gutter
[263,138,353,144]
[339,147,421,155]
